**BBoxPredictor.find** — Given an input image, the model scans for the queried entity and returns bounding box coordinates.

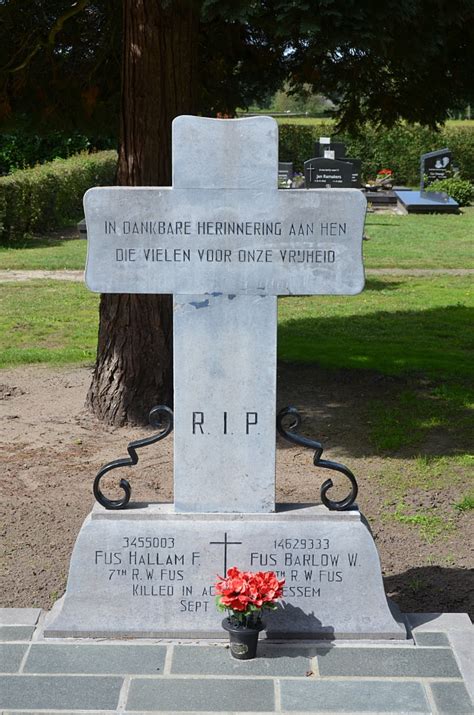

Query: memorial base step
[44,503,407,640]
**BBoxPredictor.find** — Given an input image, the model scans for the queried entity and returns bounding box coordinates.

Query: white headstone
[44,116,405,640]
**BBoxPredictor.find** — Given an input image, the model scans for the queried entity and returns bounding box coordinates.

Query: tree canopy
[1,0,473,133]
[0,1,120,133]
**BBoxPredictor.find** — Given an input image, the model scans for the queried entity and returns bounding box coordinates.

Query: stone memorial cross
[46,117,406,640]
[85,116,366,514]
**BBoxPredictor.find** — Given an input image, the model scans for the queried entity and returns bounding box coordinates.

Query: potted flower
[363,168,393,191]
[375,168,393,187]
[215,567,285,659]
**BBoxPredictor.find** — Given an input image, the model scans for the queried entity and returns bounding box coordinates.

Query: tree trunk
[87,0,199,425]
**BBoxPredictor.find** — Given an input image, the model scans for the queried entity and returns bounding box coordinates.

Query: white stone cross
[85,116,366,514]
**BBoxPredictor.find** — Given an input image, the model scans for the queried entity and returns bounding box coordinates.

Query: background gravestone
[420,148,452,189]
[304,157,353,188]
[278,161,293,184]
[315,139,346,159]
[44,116,405,641]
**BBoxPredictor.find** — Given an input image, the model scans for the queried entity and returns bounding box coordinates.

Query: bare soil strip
[0,268,473,282]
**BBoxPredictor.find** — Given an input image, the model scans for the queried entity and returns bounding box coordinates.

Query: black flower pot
[222,617,264,660]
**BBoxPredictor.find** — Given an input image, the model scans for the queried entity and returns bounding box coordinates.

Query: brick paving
[0,609,472,713]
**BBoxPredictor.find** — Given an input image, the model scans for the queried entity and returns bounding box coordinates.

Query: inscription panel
[304,158,353,189]
[84,188,366,296]
[94,531,349,607]
[46,507,406,639]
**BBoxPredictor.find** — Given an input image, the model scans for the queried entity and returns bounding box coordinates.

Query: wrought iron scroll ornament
[93,405,174,510]
[276,406,358,511]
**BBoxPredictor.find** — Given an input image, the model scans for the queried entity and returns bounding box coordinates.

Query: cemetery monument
[304,156,353,189]
[44,116,406,640]
[304,137,361,189]
[420,148,453,189]
[395,147,458,214]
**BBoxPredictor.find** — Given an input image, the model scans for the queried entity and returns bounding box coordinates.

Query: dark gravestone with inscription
[314,137,361,187]
[304,157,354,189]
[44,116,405,640]
[315,138,346,159]
[420,148,452,189]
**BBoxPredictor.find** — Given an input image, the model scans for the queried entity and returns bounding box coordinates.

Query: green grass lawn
[0,280,99,367]
[1,275,472,381]
[278,274,473,465]
[275,117,474,127]
[278,275,473,379]
[0,207,473,271]
[0,234,87,271]
[363,207,474,269]
[275,117,334,126]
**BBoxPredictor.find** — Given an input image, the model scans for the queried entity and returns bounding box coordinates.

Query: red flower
[249,571,285,606]
[215,567,285,615]
[377,168,393,175]
[215,567,253,611]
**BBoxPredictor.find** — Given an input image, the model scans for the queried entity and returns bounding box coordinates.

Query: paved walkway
[0,269,84,282]
[0,268,473,283]
[1,609,472,713]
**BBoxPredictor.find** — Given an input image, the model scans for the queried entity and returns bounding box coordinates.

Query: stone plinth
[44,504,406,640]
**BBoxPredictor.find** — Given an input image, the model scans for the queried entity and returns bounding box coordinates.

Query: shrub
[443,127,474,184]
[278,123,474,184]
[0,150,117,245]
[425,177,473,206]
[0,130,115,175]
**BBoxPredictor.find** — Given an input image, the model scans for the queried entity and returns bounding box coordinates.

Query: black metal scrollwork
[93,405,174,510]
[276,406,358,511]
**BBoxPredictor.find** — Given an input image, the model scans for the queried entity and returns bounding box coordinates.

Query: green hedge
[0,130,115,175]
[0,150,117,245]
[279,123,474,184]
